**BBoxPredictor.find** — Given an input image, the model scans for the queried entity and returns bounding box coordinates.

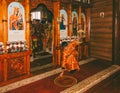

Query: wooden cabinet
[0,55,4,82]
[5,51,31,80]
[0,51,31,85]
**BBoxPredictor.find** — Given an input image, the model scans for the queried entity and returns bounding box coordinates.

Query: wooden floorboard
[30,55,52,68]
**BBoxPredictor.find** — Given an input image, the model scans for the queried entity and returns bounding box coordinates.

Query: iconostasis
[58,1,91,63]
[59,5,88,44]
[0,0,91,85]
[0,0,31,85]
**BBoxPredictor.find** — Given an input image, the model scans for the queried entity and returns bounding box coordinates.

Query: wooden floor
[85,69,120,93]
[5,58,119,93]
[30,52,52,68]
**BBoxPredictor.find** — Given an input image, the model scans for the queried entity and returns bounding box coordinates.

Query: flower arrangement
[60,36,79,44]
[0,42,4,54]
[6,40,28,53]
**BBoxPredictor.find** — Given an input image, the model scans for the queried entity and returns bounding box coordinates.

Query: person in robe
[17,13,24,30]
[9,7,23,30]
[59,40,80,77]
[60,14,66,30]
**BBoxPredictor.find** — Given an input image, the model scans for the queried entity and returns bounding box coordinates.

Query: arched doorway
[30,4,54,71]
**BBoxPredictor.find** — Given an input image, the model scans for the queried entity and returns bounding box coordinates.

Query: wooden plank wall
[90,0,113,61]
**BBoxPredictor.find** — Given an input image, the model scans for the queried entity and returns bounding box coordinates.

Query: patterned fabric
[61,40,80,71]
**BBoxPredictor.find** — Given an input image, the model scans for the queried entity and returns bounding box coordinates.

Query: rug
[54,75,77,87]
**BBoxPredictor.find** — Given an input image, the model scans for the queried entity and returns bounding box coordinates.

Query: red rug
[6,59,111,93]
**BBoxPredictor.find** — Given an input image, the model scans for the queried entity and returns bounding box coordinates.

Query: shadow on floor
[30,51,53,67]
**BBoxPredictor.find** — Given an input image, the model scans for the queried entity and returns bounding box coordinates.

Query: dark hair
[61,41,68,47]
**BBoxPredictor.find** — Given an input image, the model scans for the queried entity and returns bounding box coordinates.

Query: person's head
[13,7,19,15]
[19,13,22,17]
[61,41,68,47]
[73,13,76,17]
[32,19,37,24]
[61,14,64,19]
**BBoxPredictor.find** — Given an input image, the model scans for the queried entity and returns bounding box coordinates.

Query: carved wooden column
[2,0,7,81]
[53,1,60,65]
[68,4,72,37]
[0,0,3,41]
[25,0,30,49]
[0,3,4,83]
[2,0,7,46]
[25,0,30,75]
[78,6,82,29]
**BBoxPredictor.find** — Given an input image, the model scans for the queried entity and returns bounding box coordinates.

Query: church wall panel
[90,0,113,61]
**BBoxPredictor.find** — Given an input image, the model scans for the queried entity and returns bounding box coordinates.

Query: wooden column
[25,0,30,75]
[25,0,30,49]
[68,4,72,37]
[113,0,120,65]
[78,6,82,60]
[0,0,3,41]
[2,0,7,81]
[2,0,7,46]
[85,8,90,42]
[78,6,82,29]
[52,20,55,64]
[53,1,60,65]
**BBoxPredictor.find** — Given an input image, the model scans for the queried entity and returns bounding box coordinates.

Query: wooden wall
[90,0,113,61]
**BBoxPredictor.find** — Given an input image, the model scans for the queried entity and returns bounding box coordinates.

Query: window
[31,11,41,21]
